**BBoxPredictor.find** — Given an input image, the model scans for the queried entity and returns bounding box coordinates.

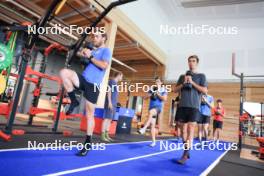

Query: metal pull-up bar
[5,0,65,134]
[67,0,138,66]
[6,0,137,73]
[4,0,137,134]
[231,52,264,149]
[232,53,240,78]
[232,52,264,78]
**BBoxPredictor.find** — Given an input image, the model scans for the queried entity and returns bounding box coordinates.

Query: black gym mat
[209,150,264,176]
[0,123,173,149]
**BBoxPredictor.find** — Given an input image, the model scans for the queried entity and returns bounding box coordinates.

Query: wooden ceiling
[0,0,165,80]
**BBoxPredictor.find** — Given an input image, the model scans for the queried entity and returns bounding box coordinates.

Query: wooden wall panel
[117,82,264,142]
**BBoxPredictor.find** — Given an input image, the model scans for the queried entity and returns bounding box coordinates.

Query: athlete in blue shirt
[101,71,123,142]
[138,77,168,147]
[59,32,111,156]
[198,94,214,143]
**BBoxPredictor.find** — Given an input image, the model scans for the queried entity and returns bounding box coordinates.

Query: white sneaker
[149,142,156,147]
[138,128,145,135]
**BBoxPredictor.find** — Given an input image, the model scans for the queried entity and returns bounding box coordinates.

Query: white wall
[118,0,171,53]
[165,17,264,82]
[118,1,264,82]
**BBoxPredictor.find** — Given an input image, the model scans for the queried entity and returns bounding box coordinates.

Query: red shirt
[213,107,225,121]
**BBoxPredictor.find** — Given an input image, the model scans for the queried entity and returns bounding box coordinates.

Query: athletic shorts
[175,107,200,123]
[76,73,100,104]
[213,120,223,129]
[197,114,210,124]
[149,106,161,118]
[175,109,180,122]
[103,106,116,120]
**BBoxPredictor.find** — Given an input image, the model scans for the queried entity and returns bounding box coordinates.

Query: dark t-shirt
[177,73,207,110]
[104,79,118,108]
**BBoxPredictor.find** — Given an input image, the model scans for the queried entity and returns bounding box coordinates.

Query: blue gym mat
[0,139,231,176]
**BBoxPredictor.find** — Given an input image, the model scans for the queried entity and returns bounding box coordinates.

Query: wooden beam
[58,5,95,19]
[115,42,138,49]
[12,0,80,38]
[96,22,118,108]
[70,0,86,6]
[86,0,166,65]
[116,30,133,43]
[31,0,43,3]
[114,53,147,58]
[114,49,142,54]
[114,52,142,56]
[76,20,104,27]
[138,47,161,65]
[121,60,154,65]
[116,28,160,65]
[114,58,147,62]
[65,15,94,24]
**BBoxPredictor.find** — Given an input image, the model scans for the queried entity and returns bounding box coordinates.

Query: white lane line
[0,139,171,152]
[200,146,231,176]
[44,149,177,176]
[0,148,29,152]
[106,139,164,145]
[0,140,231,176]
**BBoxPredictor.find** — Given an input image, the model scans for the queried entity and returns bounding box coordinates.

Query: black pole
[126,82,131,108]
[20,50,38,114]
[52,0,137,132]
[5,56,28,133]
[52,87,64,132]
[5,0,63,134]
[238,73,244,149]
[28,53,47,125]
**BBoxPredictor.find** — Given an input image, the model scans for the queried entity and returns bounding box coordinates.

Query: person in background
[174,55,208,164]
[174,96,181,141]
[138,76,168,147]
[198,93,214,144]
[101,72,123,142]
[6,88,13,102]
[212,99,225,142]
